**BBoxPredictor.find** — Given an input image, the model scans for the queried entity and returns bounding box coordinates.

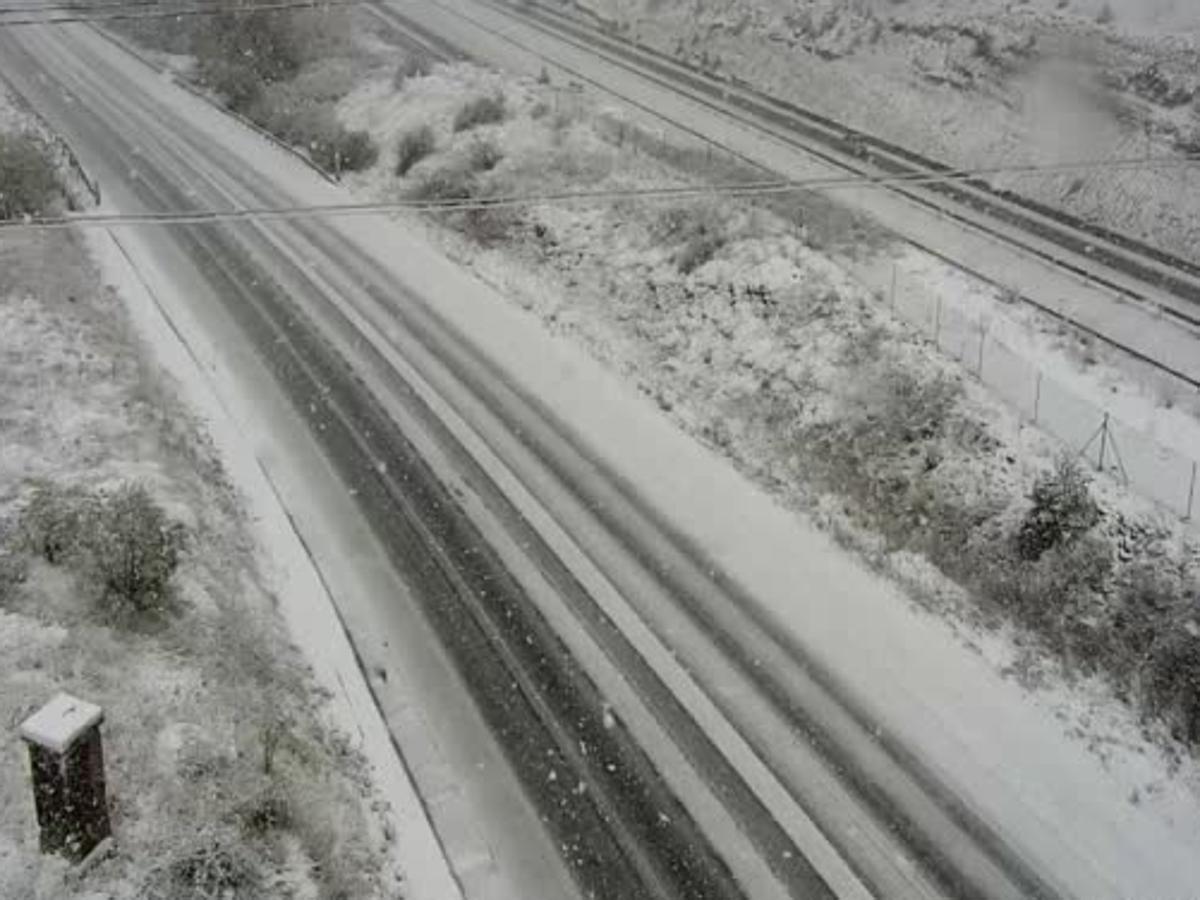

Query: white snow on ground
[0,226,380,899]
[23,20,1200,899]
[576,0,1200,265]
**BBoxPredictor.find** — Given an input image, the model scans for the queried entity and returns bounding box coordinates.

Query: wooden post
[1033,372,1042,424]
[20,694,112,864]
[933,294,943,346]
[889,263,897,311]
[976,325,986,376]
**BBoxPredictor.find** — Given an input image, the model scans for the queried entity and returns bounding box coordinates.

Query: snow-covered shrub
[652,203,728,274]
[141,828,261,900]
[0,544,27,606]
[0,134,61,220]
[234,783,293,837]
[85,483,185,614]
[453,93,507,132]
[975,533,1112,644]
[461,203,520,246]
[1016,457,1101,561]
[199,58,264,111]
[17,481,92,564]
[1144,628,1200,744]
[395,124,436,176]
[248,94,378,173]
[312,126,378,174]
[392,50,433,89]
[1108,565,1190,673]
[408,166,476,202]
[467,137,505,173]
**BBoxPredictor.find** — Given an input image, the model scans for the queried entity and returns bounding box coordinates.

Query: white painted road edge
[84,224,465,900]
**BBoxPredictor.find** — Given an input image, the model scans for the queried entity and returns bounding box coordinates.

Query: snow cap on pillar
[20,693,104,755]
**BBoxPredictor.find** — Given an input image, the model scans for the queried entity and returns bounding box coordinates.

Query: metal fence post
[1033,371,1042,424]
[1098,413,1110,472]
[933,294,943,346]
[976,325,986,377]
[1187,461,1197,522]
[889,263,897,311]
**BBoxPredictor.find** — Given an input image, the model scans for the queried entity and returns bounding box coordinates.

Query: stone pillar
[19,693,112,863]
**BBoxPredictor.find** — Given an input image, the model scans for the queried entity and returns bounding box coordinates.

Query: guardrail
[52,133,101,207]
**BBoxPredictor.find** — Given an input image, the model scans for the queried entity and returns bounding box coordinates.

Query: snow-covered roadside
[0,92,455,899]
[0,226,381,899]
[85,228,463,900]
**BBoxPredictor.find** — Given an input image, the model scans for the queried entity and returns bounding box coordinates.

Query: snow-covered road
[5,18,1200,900]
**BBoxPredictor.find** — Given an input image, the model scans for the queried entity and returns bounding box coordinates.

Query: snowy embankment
[0,93,417,899]
[574,0,1200,267]
[335,34,1200,895]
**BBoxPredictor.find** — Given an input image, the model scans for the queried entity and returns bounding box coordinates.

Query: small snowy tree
[1017,457,1101,561]
[86,483,185,613]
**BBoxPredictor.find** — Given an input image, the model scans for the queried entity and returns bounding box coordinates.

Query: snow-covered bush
[85,483,185,614]
[312,126,378,174]
[1016,457,1102,562]
[245,91,378,174]
[467,137,505,173]
[0,544,26,606]
[408,165,476,202]
[1144,628,1200,744]
[975,532,1112,643]
[453,93,507,132]
[140,828,261,900]
[0,134,61,220]
[17,481,92,564]
[393,50,433,89]
[461,203,520,246]
[395,124,436,176]
[652,203,728,274]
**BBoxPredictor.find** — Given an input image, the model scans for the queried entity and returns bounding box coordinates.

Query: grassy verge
[0,228,388,898]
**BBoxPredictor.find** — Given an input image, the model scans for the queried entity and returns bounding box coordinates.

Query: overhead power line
[1,154,1196,231]
[0,0,363,26]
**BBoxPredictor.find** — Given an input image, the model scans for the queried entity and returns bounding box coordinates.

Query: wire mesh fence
[881,262,1199,523]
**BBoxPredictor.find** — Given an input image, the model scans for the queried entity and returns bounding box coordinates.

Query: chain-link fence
[882,261,1199,523]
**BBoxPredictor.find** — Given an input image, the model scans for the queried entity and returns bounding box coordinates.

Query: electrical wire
[0,0,364,26]
[1,154,1196,231]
